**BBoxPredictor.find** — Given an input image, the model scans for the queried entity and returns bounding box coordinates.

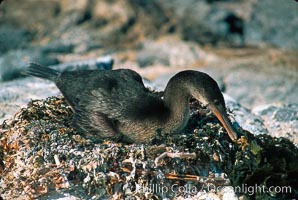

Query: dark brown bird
[24,63,238,143]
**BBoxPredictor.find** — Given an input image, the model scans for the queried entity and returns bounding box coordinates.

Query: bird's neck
[163,85,191,133]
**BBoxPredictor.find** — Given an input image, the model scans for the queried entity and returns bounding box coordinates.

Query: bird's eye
[214,99,219,105]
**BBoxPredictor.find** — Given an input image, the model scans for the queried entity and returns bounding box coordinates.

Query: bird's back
[56,69,164,120]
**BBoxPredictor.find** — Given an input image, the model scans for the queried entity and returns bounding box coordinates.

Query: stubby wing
[72,71,149,140]
[73,107,121,141]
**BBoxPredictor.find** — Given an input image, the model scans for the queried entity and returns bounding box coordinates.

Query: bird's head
[178,70,238,142]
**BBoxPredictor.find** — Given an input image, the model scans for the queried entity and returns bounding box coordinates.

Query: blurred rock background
[0,0,297,142]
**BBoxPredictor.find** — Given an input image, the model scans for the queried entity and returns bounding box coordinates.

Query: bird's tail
[24,62,59,81]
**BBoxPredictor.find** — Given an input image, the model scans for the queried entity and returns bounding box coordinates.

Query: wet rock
[206,0,237,2]
[92,0,134,28]
[223,94,268,136]
[144,0,298,49]
[204,9,245,46]
[0,0,60,37]
[50,55,114,72]
[126,0,170,36]
[156,0,212,42]
[137,36,205,68]
[1,0,297,51]
[0,26,32,54]
[0,49,59,82]
[252,104,298,143]
[222,64,298,109]
[88,0,139,47]
[245,0,298,49]
[41,41,75,54]
[60,0,88,13]
[41,33,100,54]
[151,69,225,92]
[155,0,246,46]
[57,0,90,33]
[148,72,176,90]
[0,77,59,123]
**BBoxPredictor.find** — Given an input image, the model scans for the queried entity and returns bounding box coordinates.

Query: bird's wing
[71,70,153,137]
[72,108,121,141]
[75,78,146,120]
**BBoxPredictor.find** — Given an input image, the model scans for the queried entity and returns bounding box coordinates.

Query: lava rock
[245,0,298,49]
[223,94,268,136]
[41,41,75,54]
[0,26,32,54]
[50,55,114,72]
[0,77,59,123]
[0,49,59,82]
[223,64,298,109]
[137,36,205,68]
[0,0,60,37]
[151,69,225,92]
[155,0,245,46]
[252,104,298,143]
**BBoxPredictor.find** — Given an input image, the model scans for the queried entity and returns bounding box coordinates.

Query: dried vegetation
[0,96,297,199]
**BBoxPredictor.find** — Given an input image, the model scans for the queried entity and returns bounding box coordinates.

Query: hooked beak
[208,103,238,142]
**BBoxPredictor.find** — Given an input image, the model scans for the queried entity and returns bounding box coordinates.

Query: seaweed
[0,96,297,199]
